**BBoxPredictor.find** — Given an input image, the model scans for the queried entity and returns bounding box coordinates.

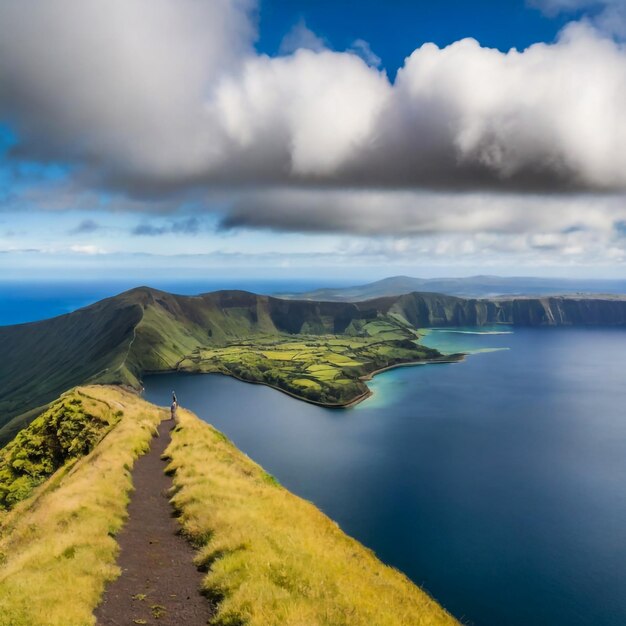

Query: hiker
[170,390,178,421]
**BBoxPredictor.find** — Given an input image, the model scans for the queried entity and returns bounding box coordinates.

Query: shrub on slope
[0,391,115,509]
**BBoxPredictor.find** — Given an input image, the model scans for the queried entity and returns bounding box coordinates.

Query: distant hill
[278,275,626,301]
[2,286,626,443]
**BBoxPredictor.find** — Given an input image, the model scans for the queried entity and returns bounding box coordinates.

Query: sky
[0,0,625,282]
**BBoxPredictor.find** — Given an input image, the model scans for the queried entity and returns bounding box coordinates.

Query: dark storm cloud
[221,189,626,236]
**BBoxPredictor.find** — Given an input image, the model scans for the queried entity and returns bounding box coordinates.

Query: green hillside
[3,286,625,444]
[0,288,452,442]
[0,295,142,443]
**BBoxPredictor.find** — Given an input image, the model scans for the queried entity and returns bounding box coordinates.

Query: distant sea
[0,279,354,326]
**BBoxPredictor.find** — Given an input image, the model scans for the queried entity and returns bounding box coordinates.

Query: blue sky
[0,0,625,282]
[257,0,574,70]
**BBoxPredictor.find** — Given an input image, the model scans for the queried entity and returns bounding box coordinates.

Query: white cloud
[0,0,625,243]
[1,1,625,193]
[69,244,105,255]
[212,49,390,175]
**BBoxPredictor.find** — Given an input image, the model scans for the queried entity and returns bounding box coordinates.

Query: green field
[175,319,449,405]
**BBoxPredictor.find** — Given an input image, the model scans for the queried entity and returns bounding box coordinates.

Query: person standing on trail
[170,390,178,421]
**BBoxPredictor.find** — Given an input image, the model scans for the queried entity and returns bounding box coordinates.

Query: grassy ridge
[0,386,458,625]
[166,406,459,626]
[0,386,162,626]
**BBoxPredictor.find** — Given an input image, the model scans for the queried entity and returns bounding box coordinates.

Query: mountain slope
[3,286,626,443]
[0,288,444,439]
[0,295,142,441]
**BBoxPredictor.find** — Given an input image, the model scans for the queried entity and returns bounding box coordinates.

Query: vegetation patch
[0,391,116,510]
[166,406,459,626]
[177,325,449,406]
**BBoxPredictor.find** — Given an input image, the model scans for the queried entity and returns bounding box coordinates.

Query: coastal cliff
[383,293,626,327]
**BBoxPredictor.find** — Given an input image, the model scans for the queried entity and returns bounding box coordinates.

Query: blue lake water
[144,328,626,626]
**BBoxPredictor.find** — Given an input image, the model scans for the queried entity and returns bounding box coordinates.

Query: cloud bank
[0,0,625,241]
[223,189,626,235]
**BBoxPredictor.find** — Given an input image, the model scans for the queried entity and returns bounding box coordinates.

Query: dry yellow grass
[0,385,163,626]
[166,407,460,626]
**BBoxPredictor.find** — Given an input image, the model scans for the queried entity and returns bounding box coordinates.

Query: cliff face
[384,293,626,328]
[495,297,626,326]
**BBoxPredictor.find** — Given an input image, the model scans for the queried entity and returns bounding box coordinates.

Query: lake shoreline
[141,353,465,410]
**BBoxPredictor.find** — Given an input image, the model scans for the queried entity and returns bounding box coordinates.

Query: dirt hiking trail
[95,418,213,626]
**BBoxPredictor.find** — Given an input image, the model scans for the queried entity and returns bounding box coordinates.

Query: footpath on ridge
[95,418,213,626]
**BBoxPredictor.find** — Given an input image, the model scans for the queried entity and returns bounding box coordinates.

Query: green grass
[291,378,322,390]
[0,391,117,510]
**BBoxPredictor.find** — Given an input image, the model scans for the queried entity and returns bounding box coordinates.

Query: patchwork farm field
[176,319,456,405]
